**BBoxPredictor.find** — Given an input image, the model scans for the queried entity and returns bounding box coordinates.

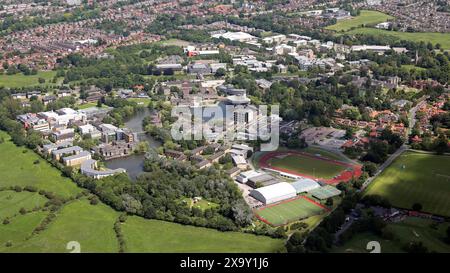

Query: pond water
[105,107,161,180]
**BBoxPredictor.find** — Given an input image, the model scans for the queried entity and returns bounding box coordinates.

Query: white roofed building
[291,178,321,193]
[250,182,297,205]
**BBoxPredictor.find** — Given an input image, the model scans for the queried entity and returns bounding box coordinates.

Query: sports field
[345,28,450,50]
[256,196,328,226]
[364,151,450,217]
[325,10,393,32]
[258,150,362,183]
[268,154,345,179]
[332,217,450,253]
[0,71,58,88]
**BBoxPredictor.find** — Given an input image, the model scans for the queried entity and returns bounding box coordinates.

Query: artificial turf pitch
[256,196,328,226]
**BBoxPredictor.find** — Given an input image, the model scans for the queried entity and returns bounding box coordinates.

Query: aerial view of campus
[0,0,449,264]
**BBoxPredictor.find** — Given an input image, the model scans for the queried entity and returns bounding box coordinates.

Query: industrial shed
[250,182,296,205]
[291,178,320,193]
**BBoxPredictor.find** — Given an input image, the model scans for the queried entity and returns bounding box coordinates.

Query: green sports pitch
[256,197,328,226]
[364,151,450,217]
[266,153,346,179]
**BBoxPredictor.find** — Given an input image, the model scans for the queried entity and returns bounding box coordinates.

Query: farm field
[332,217,450,253]
[364,151,450,217]
[345,28,450,50]
[325,10,393,32]
[256,196,328,226]
[0,131,82,199]
[122,216,285,253]
[0,71,58,88]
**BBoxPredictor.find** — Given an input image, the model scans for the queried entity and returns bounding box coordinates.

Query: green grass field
[0,191,48,219]
[333,217,450,253]
[0,211,48,250]
[364,151,450,217]
[268,153,346,179]
[256,197,327,226]
[345,28,450,50]
[122,216,285,253]
[325,10,393,32]
[0,71,58,88]
[0,131,82,198]
[1,199,120,253]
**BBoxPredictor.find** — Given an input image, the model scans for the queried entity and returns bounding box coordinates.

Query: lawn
[0,131,82,199]
[2,199,120,253]
[158,38,190,47]
[256,197,327,226]
[0,190,48,219]
[182,197,219,210]
[325,10,393,32]
[76,102,109,109]
[267,153,346,179]
[364,151,450,217]
[122,216,285,253]
[401,64,427,72]
[333,217,450,253]
[127,97,151,106]
[0,71,58,88]
[345,28,450,50]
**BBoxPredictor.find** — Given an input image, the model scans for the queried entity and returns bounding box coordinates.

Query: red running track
[258,150,362,184]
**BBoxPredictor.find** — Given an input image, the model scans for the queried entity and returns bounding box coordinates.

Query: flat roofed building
[250,182,296,205]
[291,178,321,193]
[247,174,279,188]
[62,151,91,166]
[236,170,262,183]
[52,145,83,160]
[81,159,126,179]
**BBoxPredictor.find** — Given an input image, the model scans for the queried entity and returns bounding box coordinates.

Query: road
[360,96,427,191]
[407,96,427,137]
[361,144,407,190]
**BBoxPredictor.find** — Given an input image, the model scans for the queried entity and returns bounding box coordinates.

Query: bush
[5,241,12,247]
[90,197,99,205]
[24,185,38,192]
[412,203,423,211]
[13,186,23,192]
[118,213,127,223]
[3,218,10,225]
[19,208,27,215]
